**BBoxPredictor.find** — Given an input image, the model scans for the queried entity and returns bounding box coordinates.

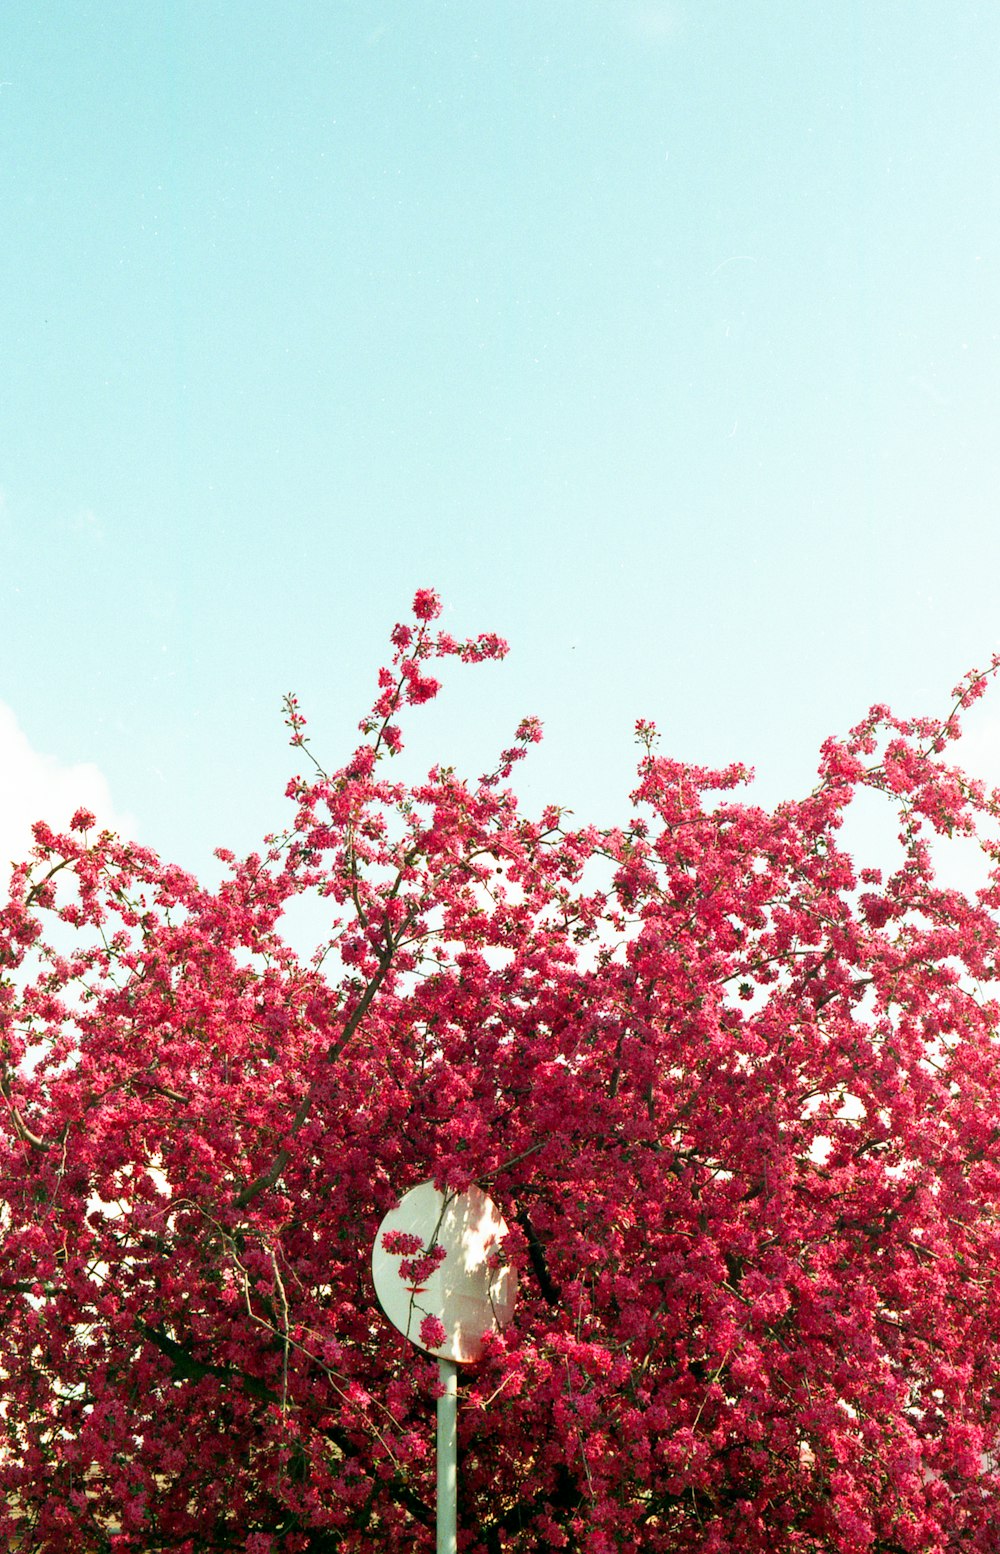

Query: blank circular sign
[372,1181,517,1364]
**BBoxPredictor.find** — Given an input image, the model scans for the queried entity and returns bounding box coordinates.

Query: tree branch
[515,1208,562,1306]
[0,1072,53,1151]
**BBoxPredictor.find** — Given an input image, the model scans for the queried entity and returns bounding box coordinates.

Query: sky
[3,1,1000,884]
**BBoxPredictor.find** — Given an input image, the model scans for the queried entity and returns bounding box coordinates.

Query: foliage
[3,593,1000,1553]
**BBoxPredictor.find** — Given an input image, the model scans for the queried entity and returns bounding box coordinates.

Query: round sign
[372,1181,517,1364]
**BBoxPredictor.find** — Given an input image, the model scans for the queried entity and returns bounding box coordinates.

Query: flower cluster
[418,1314,447,1351]
[398,1245,447,1290]
[381,1232,447,1290]
[381,1231,425,1256]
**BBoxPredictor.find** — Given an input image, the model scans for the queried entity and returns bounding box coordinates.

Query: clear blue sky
[3,2,1000,873]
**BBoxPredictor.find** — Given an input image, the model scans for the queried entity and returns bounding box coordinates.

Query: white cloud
[0,702,133,875]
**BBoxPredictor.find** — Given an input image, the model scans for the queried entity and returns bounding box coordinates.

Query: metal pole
[437,1357,458,1554]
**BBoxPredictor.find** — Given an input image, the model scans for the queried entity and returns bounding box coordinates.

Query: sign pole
[372,1183,517,1554]
[437,1357,458,1554]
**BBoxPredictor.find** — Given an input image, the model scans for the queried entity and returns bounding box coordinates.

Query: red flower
[419,1314,447,1350]
[411,588,441,621]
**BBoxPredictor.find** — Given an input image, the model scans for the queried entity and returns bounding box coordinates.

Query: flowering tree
[3,592,1000,1553]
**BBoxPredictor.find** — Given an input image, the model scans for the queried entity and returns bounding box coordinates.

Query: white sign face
[372,1181,517,1364]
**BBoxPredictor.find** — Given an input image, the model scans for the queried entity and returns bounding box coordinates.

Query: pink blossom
[411,588,441,621]
[381,1231,424,1255]
[418,1314,447,1350]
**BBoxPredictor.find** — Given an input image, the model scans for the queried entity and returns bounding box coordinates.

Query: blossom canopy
[2,593,1000,1553]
